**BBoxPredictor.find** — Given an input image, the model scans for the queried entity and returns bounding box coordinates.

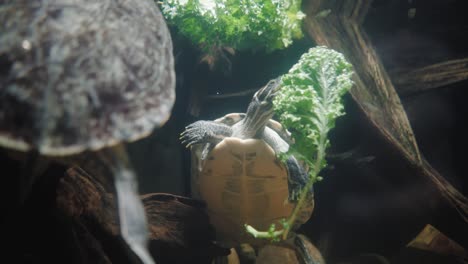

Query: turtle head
[253,77,282,106]
[242,77,282,138]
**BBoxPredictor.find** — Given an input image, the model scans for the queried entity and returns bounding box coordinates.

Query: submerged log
[56,166,229,263]
[406,224,467,258]
[387,224,468,264]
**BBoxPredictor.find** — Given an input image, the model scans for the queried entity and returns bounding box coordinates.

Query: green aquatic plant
[246,46,354,240]
[160,0,305,56]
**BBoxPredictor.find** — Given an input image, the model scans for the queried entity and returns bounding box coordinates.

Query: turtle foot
[294,234,326,264]
[254,234,325,264]
[180,121,232,147]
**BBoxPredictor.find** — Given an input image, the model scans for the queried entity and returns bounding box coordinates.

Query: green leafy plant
[160,0,305,56]
[246,46,354,240]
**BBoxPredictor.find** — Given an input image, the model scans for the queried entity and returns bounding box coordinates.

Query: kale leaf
[274,46,354,183]
[160,0,305,54]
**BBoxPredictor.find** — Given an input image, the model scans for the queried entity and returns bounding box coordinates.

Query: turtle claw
[180,135,197,148]
[289,189,301,202]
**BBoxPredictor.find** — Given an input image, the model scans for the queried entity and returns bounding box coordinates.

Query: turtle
[181,78,322,262]
[0,1,175,263]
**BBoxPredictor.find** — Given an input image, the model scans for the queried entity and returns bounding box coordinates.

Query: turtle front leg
[285,156,313,202]
[285,156,315,235]
[180,120,233,147]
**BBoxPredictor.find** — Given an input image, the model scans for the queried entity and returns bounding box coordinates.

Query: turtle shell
[191,116,314,247]
[0,0,175,156]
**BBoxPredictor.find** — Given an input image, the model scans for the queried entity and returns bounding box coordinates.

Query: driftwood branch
[391,58,468,96]
[303,0,468,222]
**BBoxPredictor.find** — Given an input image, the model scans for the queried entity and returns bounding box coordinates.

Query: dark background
[1,0,467,263]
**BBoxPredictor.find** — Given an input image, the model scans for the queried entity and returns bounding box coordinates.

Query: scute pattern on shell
[0,0,175,156]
